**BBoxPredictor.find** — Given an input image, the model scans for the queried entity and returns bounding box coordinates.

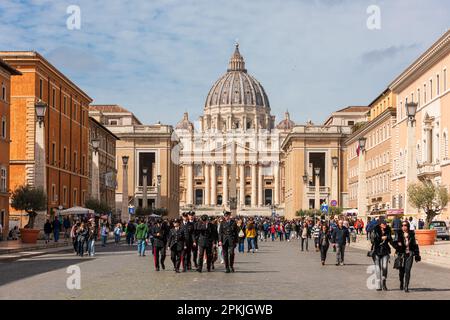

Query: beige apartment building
[90,105,180,219]
[346,103,396,218]
[390,30,450,220]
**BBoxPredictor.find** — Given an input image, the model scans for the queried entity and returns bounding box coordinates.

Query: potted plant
[407,181,449,246]
[10,185,47,244]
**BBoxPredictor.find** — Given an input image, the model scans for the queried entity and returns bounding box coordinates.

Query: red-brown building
[0,51,92,229]
[0,59,21,238]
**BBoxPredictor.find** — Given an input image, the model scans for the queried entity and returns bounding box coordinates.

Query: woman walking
[270,224,276,241]
[245,220,256,253]
[312,221,321,252]
[372,218,394,291]
[76,223,88,257]
[44,219,52,244]
[113,223,122,244]
[87,219,97,257]
[237,220,246,253]
[318,224,331,265]
[394,221,421,292]
[300,222,310,252]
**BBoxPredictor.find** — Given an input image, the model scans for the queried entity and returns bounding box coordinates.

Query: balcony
[417,163,441,178]
[307,186,330,194]
[135,186,157,193]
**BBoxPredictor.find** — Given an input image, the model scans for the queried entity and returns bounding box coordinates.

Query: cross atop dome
[228,43,246,72]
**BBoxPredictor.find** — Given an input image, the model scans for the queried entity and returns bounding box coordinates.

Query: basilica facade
[175,45,293,216]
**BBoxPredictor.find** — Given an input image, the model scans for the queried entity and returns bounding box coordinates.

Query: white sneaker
[220,260,224,264]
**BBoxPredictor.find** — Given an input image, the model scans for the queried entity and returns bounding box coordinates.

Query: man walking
[151,219,166,270]
[126,220,136,245]
[219,211,239,273]
[331,220,350,266]
[52,216,61,242]
[136,218,149,257]
[168,219,185,273]
[196,214,217,272]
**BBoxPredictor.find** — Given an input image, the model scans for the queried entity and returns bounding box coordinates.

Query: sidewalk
[0,237,121,262]
[351,234,450,269]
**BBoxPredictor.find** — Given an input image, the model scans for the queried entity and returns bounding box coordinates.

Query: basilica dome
[205,44,270,110]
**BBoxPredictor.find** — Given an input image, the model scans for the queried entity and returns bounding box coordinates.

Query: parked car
[429,221,450,240]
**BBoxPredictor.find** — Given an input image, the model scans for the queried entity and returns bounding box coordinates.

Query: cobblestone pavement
[1,239,450,300]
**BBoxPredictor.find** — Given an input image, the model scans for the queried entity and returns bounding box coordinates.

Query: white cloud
[0,0,449,125]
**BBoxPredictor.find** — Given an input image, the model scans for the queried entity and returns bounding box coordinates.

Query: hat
[223,211,231,217]
[182,212,188,217]
[188,211,195,216]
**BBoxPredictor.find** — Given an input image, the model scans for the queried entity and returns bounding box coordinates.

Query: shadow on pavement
[0,244,137,287]
[410,288,450,292]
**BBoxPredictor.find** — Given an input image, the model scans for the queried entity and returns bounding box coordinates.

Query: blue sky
[1,0,449,126]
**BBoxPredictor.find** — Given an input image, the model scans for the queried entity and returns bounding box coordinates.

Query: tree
[85,198,111,215]
[10,185,47,229]
[408,181,449,228]
[135,207,153,217]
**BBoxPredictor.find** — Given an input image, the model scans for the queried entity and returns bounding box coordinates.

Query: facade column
[331,160,338,205]
[211,163,216,206]
[204,163,210,206]
[357,149,367,219]
[34,110,47,229]
[251,163,257,207]
[223,164,228,208]
[121,157,129,222]
[258,165,263,206]
[314,171,320,210]
[92,150,100,201]
[239,163,245,207]
[186,163,193,205]
[274,163,279,205]
[406,118,418,214]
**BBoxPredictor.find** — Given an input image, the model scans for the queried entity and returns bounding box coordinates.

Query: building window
[82,155,85,175]
[430,79,433,100]
[52,88,56,108]
[1,84,5,101]
[0,167,6,192]
[73,104,77,121]
[52,142,56,165]
[73,189,77,207]
[63,147,67,169]
[437,74,440,96]
[1,117,6,139]
[417,89,420,107]
[194,164,203,177]
[63,96,67,114]
[63,186,67,205]
[444,69,447,91]
[39,79,43,99]
[348,121,354,126]
[52,184,56,202]
[109,120,118,125]
[245,195,251,206]
[424,84,427,104]
[74,152,78,172]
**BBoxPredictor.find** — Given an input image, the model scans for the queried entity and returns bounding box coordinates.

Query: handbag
[393,253,404,269]
[367,250,374,258]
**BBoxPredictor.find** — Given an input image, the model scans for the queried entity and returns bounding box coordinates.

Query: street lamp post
[406,102,418,215]
[156,174,162,209]
[302,173,308,210]
[91,138,100,201]
[357,137,367,220]
[314,167,320,210]
[34,100,48,230]
[331,156,339,207]
[121,156,129,222]
[142,168,148,209]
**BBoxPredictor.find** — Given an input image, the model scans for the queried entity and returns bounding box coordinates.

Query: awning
[59,206,95,216]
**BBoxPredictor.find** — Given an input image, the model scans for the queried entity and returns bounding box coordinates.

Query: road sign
[128,206,135,215]
[330,200,338,207]
[321,203,329,213]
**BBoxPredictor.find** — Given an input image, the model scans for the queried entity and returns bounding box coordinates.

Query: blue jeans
[286,231,291,240]
[88,239,95,256]
[54,230,60,242]
[101,235,107,246]
[126,233,135,245]
[247,238,255,252]
[238,240,245,253]
[271,233,275,241]
[137,240,146,256]
[114,234,121,244]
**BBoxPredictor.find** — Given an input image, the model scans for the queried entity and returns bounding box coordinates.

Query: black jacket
[168,227,185,251]
[219,219,239,246]
[318,230,331,247]
[395,230,420,257]
[373,225,394,256]
[195,221,218,247]
[44,222,52,234]
[331,226,350,245]
[182,221,195,246]
[151,225,166,248]
[77,228,88,242]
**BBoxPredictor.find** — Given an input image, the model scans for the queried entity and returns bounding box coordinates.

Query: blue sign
[128,206,135,215]
[321,204,329,213]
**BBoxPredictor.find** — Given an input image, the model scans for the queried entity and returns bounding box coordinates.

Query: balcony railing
[307,186,330,194]
[417,163,441,177]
